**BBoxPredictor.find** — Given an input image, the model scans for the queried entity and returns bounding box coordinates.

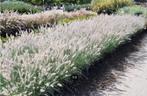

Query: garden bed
[0,15,146,96]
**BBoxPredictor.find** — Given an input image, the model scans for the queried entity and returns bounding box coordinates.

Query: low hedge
[0,1,42,14]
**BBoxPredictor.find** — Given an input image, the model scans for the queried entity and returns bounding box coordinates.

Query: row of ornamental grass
[0,15,146,96]
[0,10,96,37]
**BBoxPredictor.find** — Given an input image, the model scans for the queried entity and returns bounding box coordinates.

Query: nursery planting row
[0,15,146,96]
[0,10,96,37]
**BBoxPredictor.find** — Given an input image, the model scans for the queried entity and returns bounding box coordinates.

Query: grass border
[56,28,147,95]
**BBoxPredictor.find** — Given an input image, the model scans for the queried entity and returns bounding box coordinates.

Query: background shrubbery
[0,1,42,14]
[91,0,133,14]
[1,0,92,5]
[64,4,91,12]
[0,0,91,13]
[117,5,147,16]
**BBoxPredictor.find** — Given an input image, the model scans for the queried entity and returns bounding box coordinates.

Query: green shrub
[0,1,42,14]
[64,4,91,12]
[91,0,133,14]
[64,4,77,12]
[117,5,147,17]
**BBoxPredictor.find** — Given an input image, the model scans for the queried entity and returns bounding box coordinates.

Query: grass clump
[0,15,145,96]
[117,5,147,17]
[91,0,133,14]
[0,1,42,14]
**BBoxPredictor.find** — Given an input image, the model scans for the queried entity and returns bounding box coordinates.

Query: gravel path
[102,34,147,96]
